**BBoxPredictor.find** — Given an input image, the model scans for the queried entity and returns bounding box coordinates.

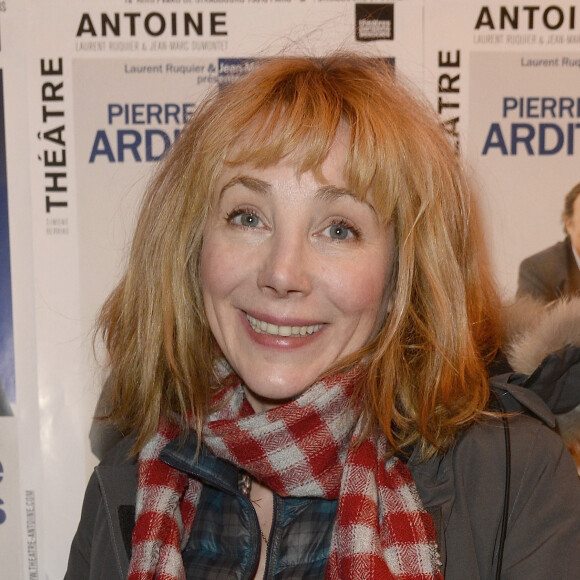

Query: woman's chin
[242,384,307,413]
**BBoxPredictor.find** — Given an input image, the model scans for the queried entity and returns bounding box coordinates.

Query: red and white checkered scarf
[128,365,442,580]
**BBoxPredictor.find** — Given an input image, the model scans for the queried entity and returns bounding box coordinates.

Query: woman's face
[200,129,395,412]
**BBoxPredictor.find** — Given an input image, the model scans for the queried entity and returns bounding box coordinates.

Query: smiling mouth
[246,314,323,337]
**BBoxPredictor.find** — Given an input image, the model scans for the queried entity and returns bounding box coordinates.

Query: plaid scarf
[128,366,442,580]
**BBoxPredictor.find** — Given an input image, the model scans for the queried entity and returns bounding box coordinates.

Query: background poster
[0,63,24,580]
[424,0,580,294]
[0,0,41,578]
[22,1,424,577]
[0,69,15,411]
[1,0,579,578]
[470,51,580,293]
[0,422,23,580]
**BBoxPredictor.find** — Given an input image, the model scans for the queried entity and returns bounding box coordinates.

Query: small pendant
[238,471,269,547]
[238,470,252,497]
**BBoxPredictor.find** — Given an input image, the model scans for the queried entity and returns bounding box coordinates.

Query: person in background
[517,182,580,301]
[515,183,580,475]
[65,54,580,580]
[502,294,580,476]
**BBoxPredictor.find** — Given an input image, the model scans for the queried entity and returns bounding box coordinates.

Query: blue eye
[329,225,350,239]
[325,221,359,240]
[229,210,261,228]
[239,213,259,227]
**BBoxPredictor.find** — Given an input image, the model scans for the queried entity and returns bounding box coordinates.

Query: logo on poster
[76,11,228,38]
[217,58,259,86]
[89,102,195,163]
[475,5,577,30]
[437,50,461,152]
[38,58,68,215]
[482,95,580,156]
[355,4,394,41]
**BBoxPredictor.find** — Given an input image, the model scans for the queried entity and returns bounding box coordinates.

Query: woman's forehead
[223,118,349,170]
[210,117,397,224]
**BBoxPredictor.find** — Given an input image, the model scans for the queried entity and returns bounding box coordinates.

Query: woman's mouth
[246,314,323,337]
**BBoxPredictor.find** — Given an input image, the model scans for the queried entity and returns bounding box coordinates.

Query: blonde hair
[98,54,501,456]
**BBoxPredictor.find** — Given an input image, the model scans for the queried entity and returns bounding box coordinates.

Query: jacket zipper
[262,493,279,579]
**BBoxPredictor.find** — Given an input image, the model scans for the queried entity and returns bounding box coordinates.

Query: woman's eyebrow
[219,176,271,200]
[316,184,357,202]
[316,184,376,214]
[218,179,375,212]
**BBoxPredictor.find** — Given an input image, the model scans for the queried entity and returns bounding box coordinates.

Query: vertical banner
[0,71,15,412]
[0,69,24,580]
[0,422,22,580]
[1,0,41,578]
[424,1,580,296]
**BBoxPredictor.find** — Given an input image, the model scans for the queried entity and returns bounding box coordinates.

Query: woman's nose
[257,233,313,297]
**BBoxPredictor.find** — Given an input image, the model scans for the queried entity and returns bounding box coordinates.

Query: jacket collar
[159,433,241,495]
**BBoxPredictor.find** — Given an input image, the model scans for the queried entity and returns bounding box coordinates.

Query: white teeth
[246,314,323,337]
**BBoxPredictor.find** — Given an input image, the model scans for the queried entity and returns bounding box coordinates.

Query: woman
[65,54,580,579]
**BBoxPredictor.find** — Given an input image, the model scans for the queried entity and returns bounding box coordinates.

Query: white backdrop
[0,1,579,578]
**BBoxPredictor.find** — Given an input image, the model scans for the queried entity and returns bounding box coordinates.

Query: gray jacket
[65,381,580,580]
[409,382,580,579]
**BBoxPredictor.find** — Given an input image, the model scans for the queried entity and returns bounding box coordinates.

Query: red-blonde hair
[97,54,501,457]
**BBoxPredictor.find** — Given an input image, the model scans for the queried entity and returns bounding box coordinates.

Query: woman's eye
[324,222,359,240]
[228,211,261,228]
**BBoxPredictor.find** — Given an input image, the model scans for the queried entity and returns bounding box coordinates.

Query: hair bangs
[221,87,399,224]
[222,79,344,176]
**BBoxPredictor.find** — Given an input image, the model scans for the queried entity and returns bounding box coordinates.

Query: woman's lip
[239,310,326,349]
[242,309,324,328]
[245,313,324,337]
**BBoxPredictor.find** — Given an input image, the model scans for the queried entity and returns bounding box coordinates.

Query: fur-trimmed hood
[502,296,580,414]
[503,296,580,376]
[502,296,580,459]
